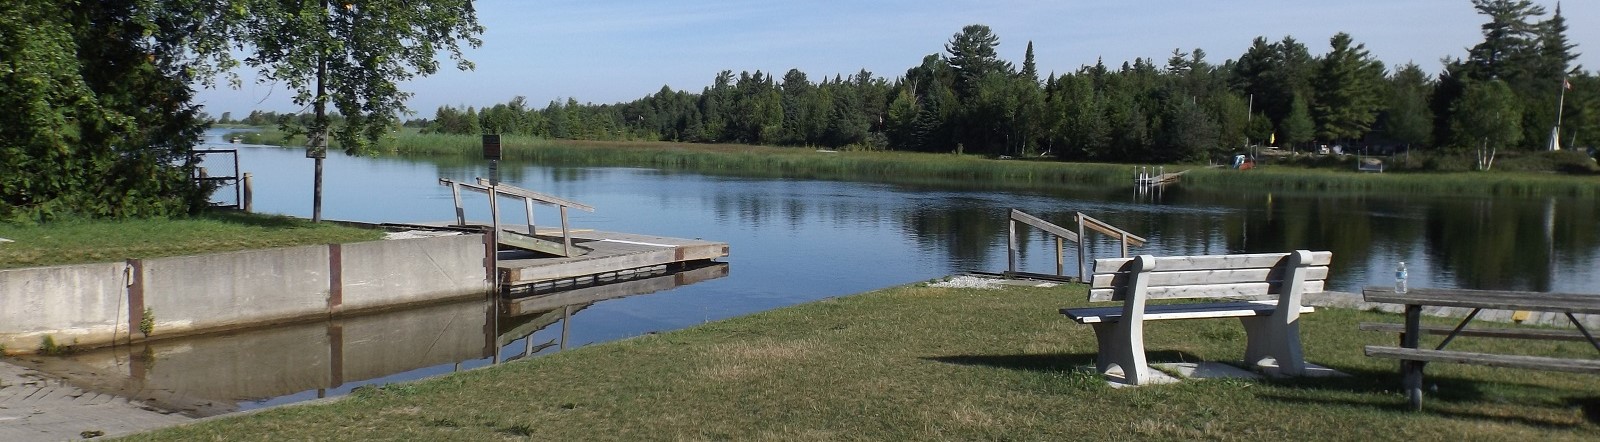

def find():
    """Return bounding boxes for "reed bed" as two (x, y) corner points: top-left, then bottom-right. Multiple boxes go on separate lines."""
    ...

(227, 129), (1600, 197)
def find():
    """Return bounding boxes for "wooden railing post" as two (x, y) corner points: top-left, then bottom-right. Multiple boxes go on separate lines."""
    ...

(560, 205), (572, 257)
(1007, 219), (1017, 275)
(523, 196), (536, 235)
(242, 172), (253, 213)
(1055, 236), (1064, 276)
(448, 180), (465, 226)
(1120, 232), (1129, 258)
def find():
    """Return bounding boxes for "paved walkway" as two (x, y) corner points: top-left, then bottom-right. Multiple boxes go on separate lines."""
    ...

(0, 361), (190, 441)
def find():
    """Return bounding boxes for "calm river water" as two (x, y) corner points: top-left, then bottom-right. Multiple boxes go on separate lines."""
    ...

(22, 129), (1599, 414)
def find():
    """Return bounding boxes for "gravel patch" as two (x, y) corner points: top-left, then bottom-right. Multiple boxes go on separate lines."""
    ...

(926, 275), (1004, 289)
(383, 230), (464, 240)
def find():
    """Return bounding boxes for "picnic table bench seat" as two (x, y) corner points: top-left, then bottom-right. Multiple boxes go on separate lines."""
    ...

(1360, 287), (1600, 409)
(1062, 250), (1332, 385)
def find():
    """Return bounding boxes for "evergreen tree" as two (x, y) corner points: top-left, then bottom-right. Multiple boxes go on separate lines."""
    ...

(1465, 0), (1545, 82)
(1230, 36), (1315, 137)
(1311, 33), (1387, 142)
(1020, 41), (1039, 81)
(945, 24), (1012, 98)
(1525, 3), (1579, 149)
(1014, 41), (1045, 156)
(1282, 94), (1316, 150)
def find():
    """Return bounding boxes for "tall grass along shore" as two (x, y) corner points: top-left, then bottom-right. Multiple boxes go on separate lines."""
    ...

(234, 128), (1600, 198)
(127, 283), (1598, 441)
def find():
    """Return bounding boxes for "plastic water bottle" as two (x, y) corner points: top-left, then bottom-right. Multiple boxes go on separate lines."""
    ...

(1395, 261), (1408, 294)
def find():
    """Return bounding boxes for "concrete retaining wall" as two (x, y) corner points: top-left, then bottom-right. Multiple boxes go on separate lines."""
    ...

(0, 234), (488, 355)
(340, 234), (490, 311)
(0, 262), (129, 352)
(143, 246), (332, 336)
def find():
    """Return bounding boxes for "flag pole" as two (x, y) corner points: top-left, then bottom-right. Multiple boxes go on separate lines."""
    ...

(1551, 77), (1568, 151)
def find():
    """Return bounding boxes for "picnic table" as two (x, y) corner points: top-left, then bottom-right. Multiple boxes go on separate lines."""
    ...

(1361, 287), (1600, 410)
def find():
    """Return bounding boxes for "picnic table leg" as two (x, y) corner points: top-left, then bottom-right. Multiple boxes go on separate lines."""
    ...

(1402, 304), (1424, 411)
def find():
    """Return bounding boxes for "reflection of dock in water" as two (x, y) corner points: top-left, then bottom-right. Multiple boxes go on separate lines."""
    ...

(497, 262), (729, 360)
(12, 262), (728, 417)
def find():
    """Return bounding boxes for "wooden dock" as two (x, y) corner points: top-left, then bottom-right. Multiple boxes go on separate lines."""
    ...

(496, 229), (728, 288)
(419, 179), (728, 297)
(1135, 168), (1186, 188)
(393, 222), (728, 294)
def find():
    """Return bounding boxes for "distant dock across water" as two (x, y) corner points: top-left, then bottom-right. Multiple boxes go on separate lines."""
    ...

(1134, 166), (1186, 192)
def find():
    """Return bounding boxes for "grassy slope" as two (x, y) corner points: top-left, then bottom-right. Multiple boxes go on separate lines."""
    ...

(126, 284), (1598, 441)
(0, 212), (383, 269)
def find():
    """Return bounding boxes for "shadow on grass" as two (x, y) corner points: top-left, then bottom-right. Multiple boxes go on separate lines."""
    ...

(1574, 396), (1600, 424)
(1260, 367), (1600, 426)
(923, 351), (1206, 373)
(199, 210), (310, 228)
(1260, 391), (1593, 429)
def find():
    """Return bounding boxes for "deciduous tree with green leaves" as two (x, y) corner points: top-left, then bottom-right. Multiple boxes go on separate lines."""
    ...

(1, 0), (211, 221)
(220, 0), (482, 220)
(1377, 63), (1435, 152)
(1451, 80), (1523, 169)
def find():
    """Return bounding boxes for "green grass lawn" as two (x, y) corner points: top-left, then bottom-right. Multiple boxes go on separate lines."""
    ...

(124, 283), (1599, 441)
(0, 211), (384, 269)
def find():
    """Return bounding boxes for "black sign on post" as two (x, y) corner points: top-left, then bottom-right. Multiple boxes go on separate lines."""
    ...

(483, 134), (502, 185)
(482, 134), (502, 160)
(306, 131), (328, 159)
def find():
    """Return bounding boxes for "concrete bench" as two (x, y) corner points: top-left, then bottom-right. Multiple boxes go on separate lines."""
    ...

(1062, 250), (1331, 385)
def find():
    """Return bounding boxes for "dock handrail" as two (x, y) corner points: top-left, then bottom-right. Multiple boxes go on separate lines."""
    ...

(473, 177), (596, 212)
(1007, 209), (1146, 281)
(440, 178), (594, 258)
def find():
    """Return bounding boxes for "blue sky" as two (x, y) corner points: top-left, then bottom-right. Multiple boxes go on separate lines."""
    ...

(194, 0), (1600, 119)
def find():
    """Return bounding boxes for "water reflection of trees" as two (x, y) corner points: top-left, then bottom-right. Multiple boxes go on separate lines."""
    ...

(1423, 197), (1600, 291)
(1184, 190), (1600, 291)
(417, 155), (1600, 292)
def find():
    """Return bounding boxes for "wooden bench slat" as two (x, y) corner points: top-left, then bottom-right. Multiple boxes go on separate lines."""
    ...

(1358, 322), (1593, 342)
(1092, 251), (1332, 273)
(1090, 280), (1326, 302)
(1091, 266), (1329, 289)
(1364, 346), (1600, 374)
(1062, 301), (1315, 324)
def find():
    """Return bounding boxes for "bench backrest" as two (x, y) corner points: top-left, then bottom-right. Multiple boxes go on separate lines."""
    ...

(1089, 250), (1332, 302)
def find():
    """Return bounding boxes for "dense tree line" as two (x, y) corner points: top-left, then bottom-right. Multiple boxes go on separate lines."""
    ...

(424, 1), (1594, 164)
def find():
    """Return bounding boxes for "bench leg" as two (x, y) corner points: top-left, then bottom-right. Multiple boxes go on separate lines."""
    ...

(1240, 317), (1305, 376)
(1090, 321), (1149, 385)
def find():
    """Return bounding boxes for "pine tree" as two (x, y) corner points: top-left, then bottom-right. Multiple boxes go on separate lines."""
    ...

(1312, 33), (1387, 142)
(945, 24), (1013, 98)
(1282, 94), (1316, 150)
